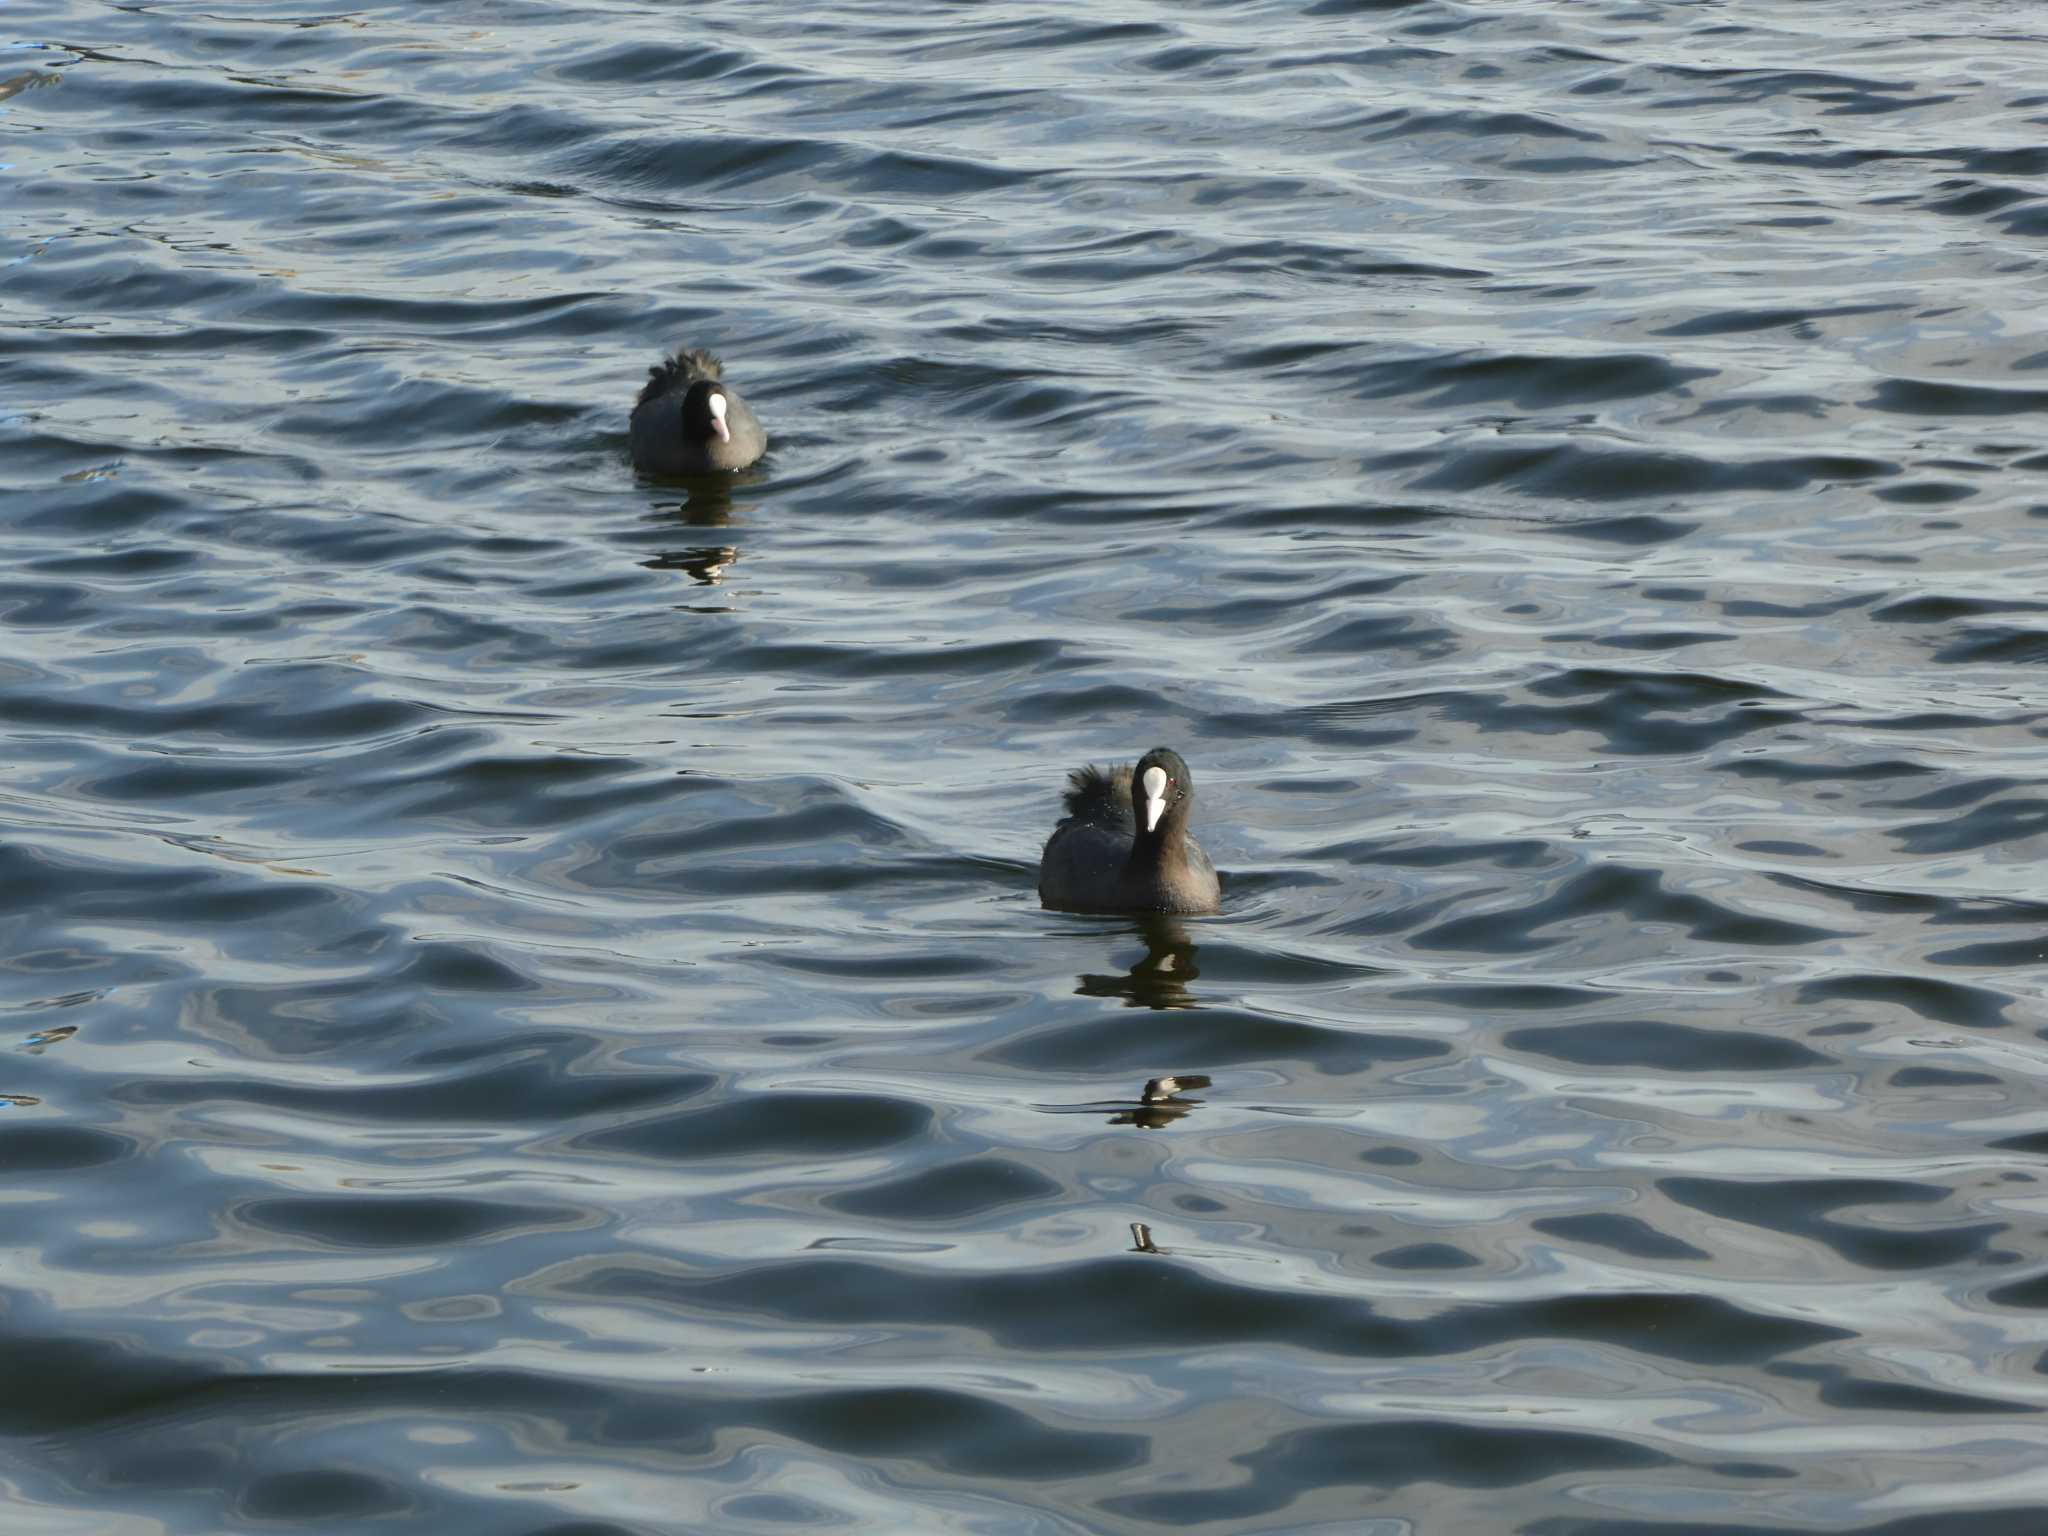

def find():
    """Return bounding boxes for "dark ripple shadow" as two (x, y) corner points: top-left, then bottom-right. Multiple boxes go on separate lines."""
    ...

(1447, 667), (1807, 756)
(1356, 349), (1713, 410)
(1394, 440), (1898, 503)
(235, 1471), (413, 1525)
(584, 1255), (1849, 1365)
(0, 1121), (138, 1173)
(1869, 378), (2048, 417)
(1533, 1213), (1710, 1263)
(1660, 1177), (2012, 1272)
(553, 40), (787, 88)
(824, 1157), (1064, 1223)
(237, 1194), (596, 1250)
(0, 841), (343, 932)
(1533, 1512), (2048, 1536)
(1412, 862), (1849, 954)
(17, 1339), (1141, 1503)
(1507, 1020), (1833, 1072)
(114, 1034), (698, 1125)
(744, 1387), (1146, 1481)
(571, 1092), (930, 1165)
(1796, 972), (2013, 1030)
(1106, 1419), (1672, 1523)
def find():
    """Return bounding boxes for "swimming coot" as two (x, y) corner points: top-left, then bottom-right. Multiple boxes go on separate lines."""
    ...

(629, 347), (766, 475)
(1038, 746), (1220, 914)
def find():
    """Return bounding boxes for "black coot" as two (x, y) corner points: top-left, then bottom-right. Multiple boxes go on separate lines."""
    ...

(1038, 746), (1220, 914)
(629, 348), (766, 475)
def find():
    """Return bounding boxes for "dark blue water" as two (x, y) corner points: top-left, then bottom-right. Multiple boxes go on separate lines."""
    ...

(7, 0), (2048, 1530)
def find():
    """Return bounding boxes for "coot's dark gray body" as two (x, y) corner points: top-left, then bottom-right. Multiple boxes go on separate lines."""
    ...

(1038, 747), (1220, 915)
(629, 348), (766, 475)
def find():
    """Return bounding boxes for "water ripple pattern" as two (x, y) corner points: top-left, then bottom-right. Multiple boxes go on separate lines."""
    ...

(6, 0), (2048, 1531)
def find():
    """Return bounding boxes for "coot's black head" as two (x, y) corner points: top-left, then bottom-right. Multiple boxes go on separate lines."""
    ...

(1132, 747), (1195, 840)
(681, 379), (734, 445)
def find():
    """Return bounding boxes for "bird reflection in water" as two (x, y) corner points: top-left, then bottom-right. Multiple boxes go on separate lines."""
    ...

(1109, 1073), (1212, 1130)
(1074, 916), (1201, 1009)
(1123, 1066), (1218, 1258)
(0, 70), (60, 103)
(642, 482), (742, 584)
(669, 476), (739, 527)
(1, 1025), (67, 1107)
(643, 544), (740, 585)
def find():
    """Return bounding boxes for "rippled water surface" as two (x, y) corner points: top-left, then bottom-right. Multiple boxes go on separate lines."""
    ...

(8, 0), (2048, 1530)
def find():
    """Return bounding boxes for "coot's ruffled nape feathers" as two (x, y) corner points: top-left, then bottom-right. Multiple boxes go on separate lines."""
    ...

(636, 348), (723, 408)
(1060, 762), (1131, 821)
